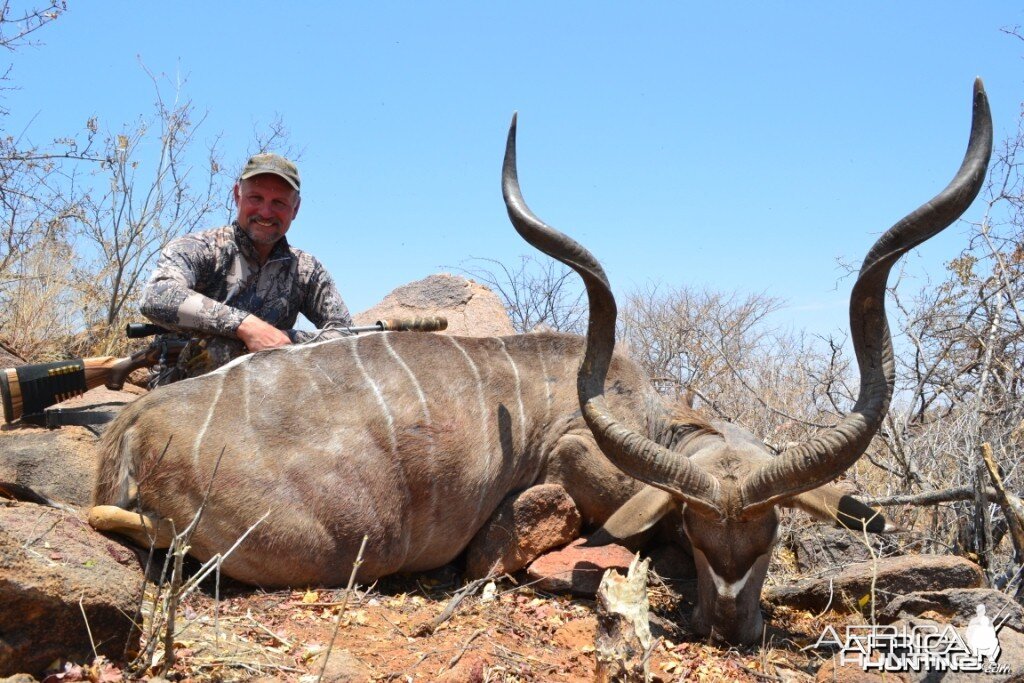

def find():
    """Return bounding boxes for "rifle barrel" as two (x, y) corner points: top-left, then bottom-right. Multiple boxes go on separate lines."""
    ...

(126, 323), (168, 338)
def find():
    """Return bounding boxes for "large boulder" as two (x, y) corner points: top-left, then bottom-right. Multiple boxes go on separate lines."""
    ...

(765, 555), (985, 614)
(465, 484), (581, 578)
(0, 386), (144, 508)
(878, 587), (1024, 632)
(355, 274), (515, 337)
(810, 588), (1024, 681)
(0, 427), (99, 508)
(783, 526), (882, 575)
(0, 502), (143, 676)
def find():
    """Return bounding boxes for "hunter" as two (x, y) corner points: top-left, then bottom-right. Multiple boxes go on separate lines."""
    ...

(140, 153), (353, 383)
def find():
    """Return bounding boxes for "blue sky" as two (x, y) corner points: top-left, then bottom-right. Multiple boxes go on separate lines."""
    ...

(6, 2), (1023, 336)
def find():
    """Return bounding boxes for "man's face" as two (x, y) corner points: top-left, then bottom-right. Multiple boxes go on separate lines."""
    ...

(234, 174), (301, 248)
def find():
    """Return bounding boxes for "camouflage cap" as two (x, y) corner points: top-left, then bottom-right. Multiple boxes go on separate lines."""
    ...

(239, 153), (300, 191)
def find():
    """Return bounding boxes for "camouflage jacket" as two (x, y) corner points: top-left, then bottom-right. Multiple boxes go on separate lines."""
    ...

(141, 222), (353, 345)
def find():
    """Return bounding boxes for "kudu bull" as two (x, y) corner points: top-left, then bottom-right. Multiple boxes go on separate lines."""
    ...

(91, 80), (991, 645)
(502, 79), (991, 643)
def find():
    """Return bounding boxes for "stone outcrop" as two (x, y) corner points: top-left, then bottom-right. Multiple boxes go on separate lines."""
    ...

(465, 484), (581, 579)
(765, 555), (985, 614)
(355, 273), (515, 337)
(0, 426), (100, 508)
(526, 539), (636, 595)
(878, 587), (1023, 632)
(0, 503), (143, 677)
(783, 526), (882, 575)
(811, 586), (1024, 681)
(0, 387), (144, 508)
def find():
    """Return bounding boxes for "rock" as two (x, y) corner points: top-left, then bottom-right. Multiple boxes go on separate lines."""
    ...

(0, 425), (101, 507)
(765, 555), (984, 614)
(526, 538), (636, 595)
(0, 382), (142, 505)
(984, 624), (1024, 682)
(891, 618), (1024, 683)
(0, 675), (37, 683)
(465, 484), (582, 578)
(878, 587), (1024, 632)
(42, 385), (145, 430)
(312, 647), (375, 682)
(784, 526), (879, 575)
(0, 503), (142, 677)
(812, 615), (1024, 682)
(355, 273), (515, 337)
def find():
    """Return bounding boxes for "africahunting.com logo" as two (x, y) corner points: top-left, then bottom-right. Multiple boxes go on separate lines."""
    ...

(805, 604), (1011, 674)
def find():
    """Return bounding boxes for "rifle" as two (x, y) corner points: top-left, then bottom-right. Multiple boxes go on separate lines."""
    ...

(0, 316), (447, 425)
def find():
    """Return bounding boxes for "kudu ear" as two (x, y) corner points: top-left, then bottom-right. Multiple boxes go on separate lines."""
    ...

(584, 485), (676, 550)
(785, 484), (899, 534)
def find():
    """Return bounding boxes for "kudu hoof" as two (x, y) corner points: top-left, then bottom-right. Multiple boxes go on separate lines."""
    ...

(88, 504), (175, 549)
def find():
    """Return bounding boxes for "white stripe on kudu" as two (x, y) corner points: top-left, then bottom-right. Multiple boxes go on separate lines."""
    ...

(192, 372), (225, 466)
(352, 335), (412, 561)
(350, 337), (397, 455)
(446, 336), (493, 521)
(382, 333), (432, 424)
(382, 333), (439, 561)
(497, 339), (527, 448)
(446, 336), (490, 467)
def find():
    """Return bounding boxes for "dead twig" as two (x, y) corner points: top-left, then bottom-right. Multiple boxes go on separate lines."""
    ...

(981, 443), (1024, 563)
(245, 609), (293, 649)
(442, 627), (486, 672)
(317, 534), (369, 683)
(79, 594), (98, 661)
(377, 611), (410, 638)
(492, 643), (560, 673)
(23, 510), (61, 549)
(866, 486), (1000, 507)
(738, 664), (783, 682)
(412, 575), (492, 637)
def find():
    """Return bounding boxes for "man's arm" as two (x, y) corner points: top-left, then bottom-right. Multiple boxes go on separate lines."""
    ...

(141, 234), (260, 340)
(237, 315), (291, 350)
(291, 254), (353, 343)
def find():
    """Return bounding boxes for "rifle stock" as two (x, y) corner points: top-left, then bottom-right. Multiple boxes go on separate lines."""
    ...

(0, 343), (185, 424)
(2, 356), (123, 424)
(1, 316), (448, 424)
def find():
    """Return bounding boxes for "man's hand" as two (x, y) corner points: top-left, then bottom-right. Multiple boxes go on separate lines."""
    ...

(236, 315), (292, 352)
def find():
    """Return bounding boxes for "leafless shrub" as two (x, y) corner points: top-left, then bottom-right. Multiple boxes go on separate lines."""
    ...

(455, 254), (586, 334)
(0, 1), (64, 53)
(71, 68), (226, 355)
(0, 14), (301, 361)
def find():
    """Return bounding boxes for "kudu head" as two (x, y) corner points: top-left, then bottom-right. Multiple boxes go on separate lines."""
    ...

(502, 80), (992, 644)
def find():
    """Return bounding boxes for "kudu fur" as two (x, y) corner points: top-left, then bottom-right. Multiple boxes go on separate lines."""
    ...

(92, 80), (990, 645)
(502, 79), (992, 643)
